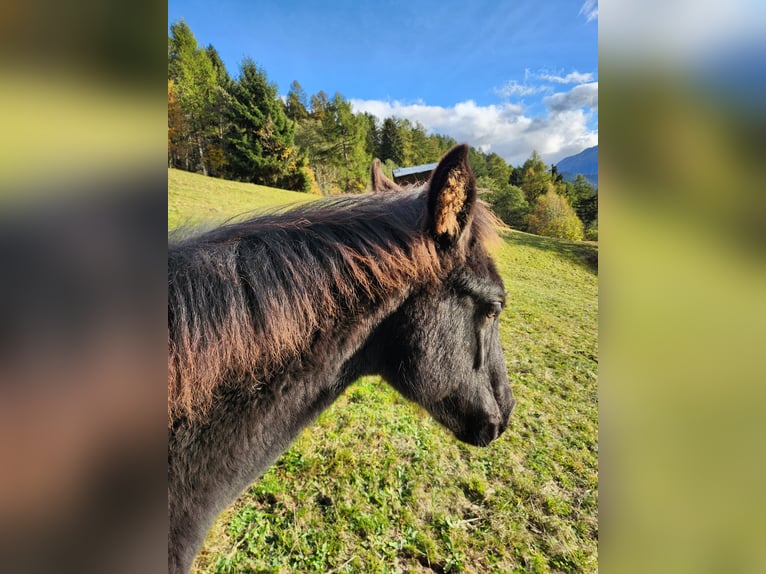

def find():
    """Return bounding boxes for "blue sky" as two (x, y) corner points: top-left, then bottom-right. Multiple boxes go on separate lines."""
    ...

(168, 0), (598, 165)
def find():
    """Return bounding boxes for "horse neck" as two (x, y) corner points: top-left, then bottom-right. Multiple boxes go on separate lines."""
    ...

(168, 267), (410, 574)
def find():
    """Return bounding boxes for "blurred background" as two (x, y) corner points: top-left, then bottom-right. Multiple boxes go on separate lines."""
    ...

(600, 0), (766, 573)
(0, 0), (764, 572)
(0, 0), (167, 572)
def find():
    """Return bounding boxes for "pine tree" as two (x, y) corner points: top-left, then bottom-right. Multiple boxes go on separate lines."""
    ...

(361, 113), (380, 158)
(468, 148), (489, 179)
(408, 122), (438, 164)
(321, 94), (369, 192)
(285, 81), (309, 121)
(295, 93), (369, 193)
(379, 118), (404, 164)
(204, 44), (233, 177)
(560, 173), (597, 226)
(431, 134), (458, 157)
(226, 59), (307, 190)
(205, 44), (232, 89)
(575, 174), (597, 222)
(486, 152), (511, 192)
(551, 164), (563, 184)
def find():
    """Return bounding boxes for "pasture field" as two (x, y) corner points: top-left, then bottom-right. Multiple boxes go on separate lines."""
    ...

(168, 168), (316, 229)
(169, 170), (598, 573)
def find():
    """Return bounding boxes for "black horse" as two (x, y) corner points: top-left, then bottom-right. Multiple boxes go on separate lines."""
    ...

(167, 144), (515, 573)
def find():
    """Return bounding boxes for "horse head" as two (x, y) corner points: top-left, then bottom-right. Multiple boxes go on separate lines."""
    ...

(366, 145), (515, 446)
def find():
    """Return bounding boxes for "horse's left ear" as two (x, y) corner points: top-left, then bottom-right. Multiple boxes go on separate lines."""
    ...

(371, 159), (403, 192)
(427, 144), (476, 248)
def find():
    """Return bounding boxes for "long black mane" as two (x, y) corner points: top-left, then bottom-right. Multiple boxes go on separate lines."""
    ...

(168, 189), (498, 423)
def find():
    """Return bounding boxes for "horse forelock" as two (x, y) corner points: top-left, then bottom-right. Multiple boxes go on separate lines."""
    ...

(167, 190), (498, 424)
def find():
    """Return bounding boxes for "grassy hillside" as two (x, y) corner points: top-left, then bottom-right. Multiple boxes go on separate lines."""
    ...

(168, 168), (317, 229)
(169, 170), (598, 573)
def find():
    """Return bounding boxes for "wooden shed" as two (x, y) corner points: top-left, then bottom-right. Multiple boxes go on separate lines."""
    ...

(392, 162), (438, 187)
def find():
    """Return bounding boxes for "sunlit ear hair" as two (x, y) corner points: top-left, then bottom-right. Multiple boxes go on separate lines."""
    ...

(426, 144), (477, 248)
(370, 158), (403, 192)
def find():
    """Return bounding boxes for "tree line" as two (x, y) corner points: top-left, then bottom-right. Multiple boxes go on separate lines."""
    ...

(168, 20), (597, 240)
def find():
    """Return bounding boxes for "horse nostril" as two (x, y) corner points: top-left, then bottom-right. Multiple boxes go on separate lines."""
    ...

(487, 414), (502, 443)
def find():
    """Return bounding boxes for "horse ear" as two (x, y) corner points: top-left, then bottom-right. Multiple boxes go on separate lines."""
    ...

(371, 159), (403, 192)
(426, 144), (476, 247)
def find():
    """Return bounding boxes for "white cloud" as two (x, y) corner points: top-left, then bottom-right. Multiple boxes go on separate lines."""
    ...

(544, 82), (598, 113)
(580, 0), (598, 22)
(494, 80), (548, 98)
(537, 71), (594, 84)
(349, 95), (597, 166)
(493, 71), (595, 105)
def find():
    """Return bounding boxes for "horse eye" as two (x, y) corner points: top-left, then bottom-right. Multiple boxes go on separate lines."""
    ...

(485, 301), (502, 319)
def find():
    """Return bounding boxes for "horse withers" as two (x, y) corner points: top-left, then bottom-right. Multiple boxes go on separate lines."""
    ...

(167, 144), (515, 573)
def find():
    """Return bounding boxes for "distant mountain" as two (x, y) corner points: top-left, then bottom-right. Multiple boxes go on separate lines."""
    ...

(556, 146), (598, 188)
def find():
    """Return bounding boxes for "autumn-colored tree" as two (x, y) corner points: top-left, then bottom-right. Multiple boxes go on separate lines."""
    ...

(295, 93), (369, 193)
(301, 165), (323, 195)
(526, 190), (585, 240)
(309, 90), (330, 121)
(517, 150), (554, 205)
(321, 94), (369, 192)
(168, 20), (218, 175)
(285, 80), (309, 122)
(168, 79), (190, 168)
(396, 118), (415, 165)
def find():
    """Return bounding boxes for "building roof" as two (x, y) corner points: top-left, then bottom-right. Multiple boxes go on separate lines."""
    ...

(392, 162), (438, 178)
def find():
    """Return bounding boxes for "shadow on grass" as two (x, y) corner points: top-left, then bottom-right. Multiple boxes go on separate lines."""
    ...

(502, 229), (598, 274)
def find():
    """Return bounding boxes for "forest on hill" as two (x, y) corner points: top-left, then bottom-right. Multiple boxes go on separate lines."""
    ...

(168, 20), (597, 241)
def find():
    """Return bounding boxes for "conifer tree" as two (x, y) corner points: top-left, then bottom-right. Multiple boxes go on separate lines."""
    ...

(285, 81), (309, 122)
(379, 118), (404, 165)
(226, 59), (307, 190)
(361, 113), (381, 159)
(203, 43), (234, 177)
(486, 152), (511, 191)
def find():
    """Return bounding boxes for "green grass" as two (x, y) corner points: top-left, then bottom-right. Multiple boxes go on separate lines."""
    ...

(168, 168), (317, 230)
(169, 169), (598, 573)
